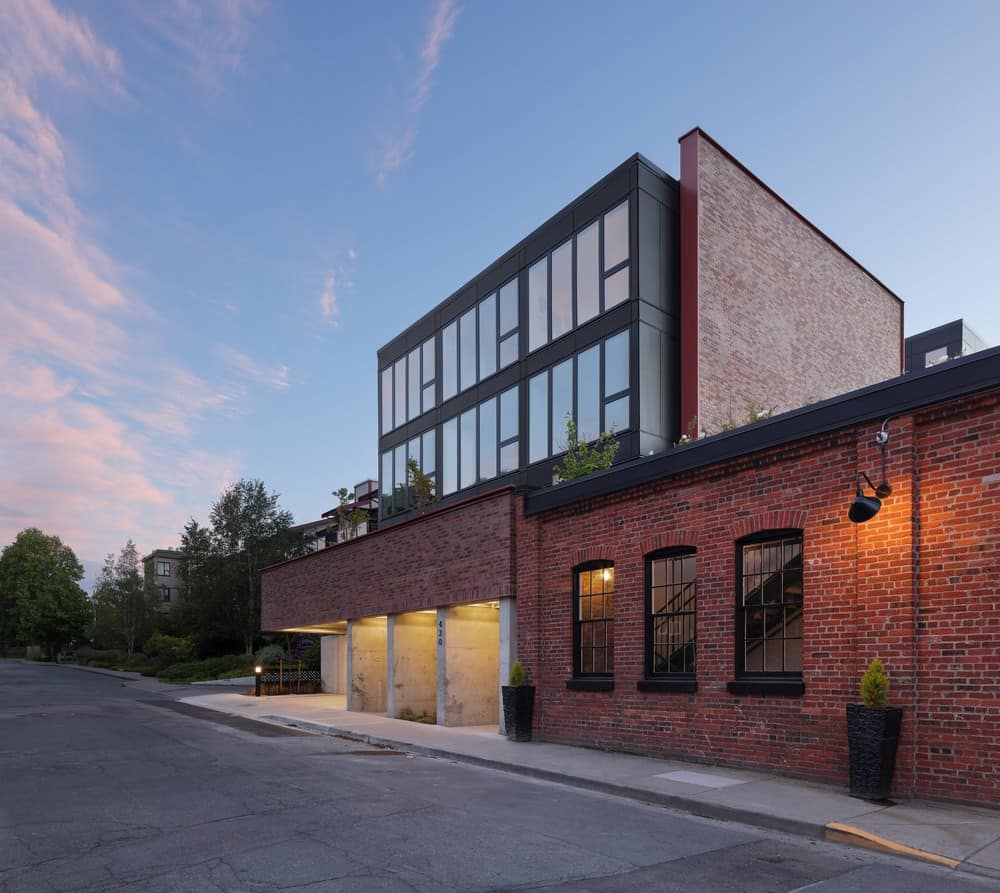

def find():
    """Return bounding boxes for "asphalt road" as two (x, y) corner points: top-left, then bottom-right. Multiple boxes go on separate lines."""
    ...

(1, 660), (995, 892)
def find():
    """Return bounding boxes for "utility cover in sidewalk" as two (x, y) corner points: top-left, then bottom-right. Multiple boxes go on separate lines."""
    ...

(655, 769), (748, 788)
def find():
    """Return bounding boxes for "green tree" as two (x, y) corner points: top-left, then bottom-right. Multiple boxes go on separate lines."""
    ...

(553, 418), (619, 483)
(0, 528), (90, 658)
(179, 480), (304, 656)
(331, 487), (370, 541)
(406, 459), (436, 514)
(91, 540), (157, 655)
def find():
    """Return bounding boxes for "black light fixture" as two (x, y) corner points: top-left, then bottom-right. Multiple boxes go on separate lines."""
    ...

(848, 420), (892, 523)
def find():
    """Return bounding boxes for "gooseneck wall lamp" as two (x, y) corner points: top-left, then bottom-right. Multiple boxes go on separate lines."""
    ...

(848, 419), (893, 523)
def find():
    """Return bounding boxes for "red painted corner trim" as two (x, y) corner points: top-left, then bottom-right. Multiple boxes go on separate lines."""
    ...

(679, 131), (700, 438)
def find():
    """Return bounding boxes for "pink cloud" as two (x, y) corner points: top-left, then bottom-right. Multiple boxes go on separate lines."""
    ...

(0, 2), (257, 568)
(218, 345), (290, 389)
(375, 0), (462, 185)
(124, 0), (267, 94)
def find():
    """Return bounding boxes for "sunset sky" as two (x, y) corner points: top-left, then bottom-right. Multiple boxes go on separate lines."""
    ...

(3, 0), (999, 588)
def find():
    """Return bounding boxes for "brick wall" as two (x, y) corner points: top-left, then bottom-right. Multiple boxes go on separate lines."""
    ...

(261, 489), (516, 630)
(682, 130), (903, 434)
(516, 390), (1000, 804)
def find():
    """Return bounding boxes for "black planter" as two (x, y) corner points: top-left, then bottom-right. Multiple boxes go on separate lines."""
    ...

(846, 704), (903, 800)
(501, 685), (535, 742)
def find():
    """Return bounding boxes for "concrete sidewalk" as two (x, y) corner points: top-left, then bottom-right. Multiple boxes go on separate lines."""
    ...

(181, 691), (1000, 882)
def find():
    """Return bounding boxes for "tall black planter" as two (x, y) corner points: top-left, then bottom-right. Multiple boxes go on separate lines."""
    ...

(846, 704), (903, 800)
(501, 685), (535, 742)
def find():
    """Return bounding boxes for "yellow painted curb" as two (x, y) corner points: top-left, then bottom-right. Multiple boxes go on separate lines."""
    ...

(825, 822), (960, 869)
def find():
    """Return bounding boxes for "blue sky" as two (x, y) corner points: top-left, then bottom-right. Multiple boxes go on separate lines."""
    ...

(2, 0), (999, 587)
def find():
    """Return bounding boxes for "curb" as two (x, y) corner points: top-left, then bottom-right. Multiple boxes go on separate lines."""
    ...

(824, 822), (958, 869)
(261, 714), (823, 840)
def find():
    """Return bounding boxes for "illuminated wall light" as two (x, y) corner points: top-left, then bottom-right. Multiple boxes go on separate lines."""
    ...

(848, 419), (893, 524)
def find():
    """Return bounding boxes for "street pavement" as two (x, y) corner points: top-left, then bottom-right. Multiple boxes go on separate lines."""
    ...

(1, 660), (997, 892)
(180, 687), (1000, 881)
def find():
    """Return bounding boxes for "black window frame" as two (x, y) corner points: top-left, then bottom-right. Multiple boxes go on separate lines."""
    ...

(570, 560), (615, 690)
(159, 586), (171, 603)
(156, 561), (170, 577)
(728, 530), (805, 697)
(639, 547), (697, 693)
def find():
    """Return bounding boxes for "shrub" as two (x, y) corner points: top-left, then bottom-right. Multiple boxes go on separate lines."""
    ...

(508, 660), (526, 687)
(297, 641), (320, 671)
(144, 634), (197, 666)
(254, 643), (286, 665)
(553, 418), (619, 483)
(860, 658), (889, 708)
(158, 654), (254, 684)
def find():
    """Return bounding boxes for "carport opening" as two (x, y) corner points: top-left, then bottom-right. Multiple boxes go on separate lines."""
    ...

(439, 602), (500, 727)
(390, 611), (438, 723)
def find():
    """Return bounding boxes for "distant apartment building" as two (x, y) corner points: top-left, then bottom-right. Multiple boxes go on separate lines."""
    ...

(904, 318), (988, 373)
(142, 549), (184, 610)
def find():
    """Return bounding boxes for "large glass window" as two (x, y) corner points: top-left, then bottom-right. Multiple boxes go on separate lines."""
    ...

(528, 258), (548, 352)
(528, 372), (548, 464)
(499, 385), (519, 474)
(459, 308), (477, 392)
(576, 221), (599, 326)
(380, 366), (393, 435)
(648, 550), (696, 676)
(479, 397), (497, 481)
(421, 338), (435, 414)
(529, 329), (631, 462)
(737, 533), (803, 676)
(393, 358), (406, 429)
(442, 417), (458, 496)
(527, 199), (631, 354)
(575, 562), (614, 676)
(440, 386), (519, 498)
(577, 345), (599, 443)
(479, 293), (496, 381)
(407, 350), (420, 420)
(380, 429), (438, 518)
(551, 240), (573, 340)
(499, 279), (519, 367)
(551, 358), (573, 453)
(442, 279), (520, 402)
(442, 322), (458, 401)
(382, 339), (437, 435)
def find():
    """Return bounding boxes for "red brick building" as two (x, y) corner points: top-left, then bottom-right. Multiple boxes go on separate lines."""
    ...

(262, 129), (998, 803)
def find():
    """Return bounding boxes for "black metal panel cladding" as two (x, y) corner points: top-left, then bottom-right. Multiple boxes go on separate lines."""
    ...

(524, 346), (1000, 516)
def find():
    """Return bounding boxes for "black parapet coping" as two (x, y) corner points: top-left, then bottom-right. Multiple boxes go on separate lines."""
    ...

(524, 345), (1000, 516)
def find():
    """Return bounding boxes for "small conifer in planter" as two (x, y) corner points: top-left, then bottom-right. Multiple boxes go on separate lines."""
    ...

(846, 658), (903, 800)
(501, 660), (536, 742)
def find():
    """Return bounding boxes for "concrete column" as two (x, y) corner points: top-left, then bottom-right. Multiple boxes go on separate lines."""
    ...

(320, 634), (347, 694)
(437, 604), (500, 727)
(498, 597), (517, 732)
(388, 612), (437, 720)
(347, 617), (387, 713)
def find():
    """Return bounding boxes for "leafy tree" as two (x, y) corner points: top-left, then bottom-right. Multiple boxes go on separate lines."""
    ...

(331, 487), (370, 541)
(0, 528), (90, 658)
(406, 459), (436, 514)
(179, 480), (304, 656)
(91, 540), (157, 655)
(553, 418), (619, 483)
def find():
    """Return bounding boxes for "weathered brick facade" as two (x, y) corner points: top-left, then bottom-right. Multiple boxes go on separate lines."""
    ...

(261, 489), (516, 630)
(680, 129), (904, 435)
(514, 388), (1000, 805)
